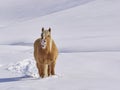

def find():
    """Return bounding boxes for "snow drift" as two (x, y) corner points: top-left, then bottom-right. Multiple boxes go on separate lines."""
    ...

(7, 58), (39, 78)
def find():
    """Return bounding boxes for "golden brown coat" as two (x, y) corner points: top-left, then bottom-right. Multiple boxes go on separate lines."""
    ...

(34, 28), (58, 78)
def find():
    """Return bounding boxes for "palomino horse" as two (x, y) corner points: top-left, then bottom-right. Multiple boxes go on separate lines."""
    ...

(34, 27), (58, 78)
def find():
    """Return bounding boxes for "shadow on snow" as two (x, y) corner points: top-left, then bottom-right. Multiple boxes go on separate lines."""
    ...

(0, 75), (32, 83)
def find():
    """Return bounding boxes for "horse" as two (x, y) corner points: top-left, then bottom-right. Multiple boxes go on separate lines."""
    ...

(34, 27), (58, 78)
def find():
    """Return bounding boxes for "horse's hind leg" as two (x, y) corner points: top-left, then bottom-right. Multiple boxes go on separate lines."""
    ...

(48, 64), (51, 76)
(51, 62), (56, 75)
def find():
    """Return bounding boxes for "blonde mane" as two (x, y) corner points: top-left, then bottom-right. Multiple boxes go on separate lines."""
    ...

(49, 38), (52, 53)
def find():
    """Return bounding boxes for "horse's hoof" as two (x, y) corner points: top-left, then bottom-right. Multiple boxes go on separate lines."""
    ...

(40, 74), (45, 78)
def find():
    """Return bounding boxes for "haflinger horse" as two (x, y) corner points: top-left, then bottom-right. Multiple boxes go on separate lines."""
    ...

(34, 27), (58, 78)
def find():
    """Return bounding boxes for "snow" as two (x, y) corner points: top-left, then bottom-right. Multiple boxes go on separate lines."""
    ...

(7, 58), (39, 78)
(0, 0), (92, 27)
(1, 52), (120, 90)
(0, 0), (120, 90)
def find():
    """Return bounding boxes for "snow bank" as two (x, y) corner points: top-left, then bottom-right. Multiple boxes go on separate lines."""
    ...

(7, 58), (39, 78)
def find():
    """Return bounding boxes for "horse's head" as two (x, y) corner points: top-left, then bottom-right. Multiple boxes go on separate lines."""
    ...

(40, 27), (51, 49)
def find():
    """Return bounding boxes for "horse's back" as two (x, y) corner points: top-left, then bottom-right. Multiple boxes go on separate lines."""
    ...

(51, 40), (58, 60)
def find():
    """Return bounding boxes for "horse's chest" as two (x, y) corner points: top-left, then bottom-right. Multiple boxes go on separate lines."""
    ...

(38, 52), (52, 64)
(42, 53), (51, 59)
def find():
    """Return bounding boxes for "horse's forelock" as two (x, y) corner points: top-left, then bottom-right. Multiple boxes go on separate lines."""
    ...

(41, 32), (46, 39)
(41, 33), (43, 39)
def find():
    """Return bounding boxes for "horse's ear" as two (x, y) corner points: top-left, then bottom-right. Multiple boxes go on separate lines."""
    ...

(48, 28), (51, 32)
(42, 27), (44, 32)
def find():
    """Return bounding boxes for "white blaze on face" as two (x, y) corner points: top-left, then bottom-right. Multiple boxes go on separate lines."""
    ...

(41, 39), (47, 49)
(40, 28), (51, 49)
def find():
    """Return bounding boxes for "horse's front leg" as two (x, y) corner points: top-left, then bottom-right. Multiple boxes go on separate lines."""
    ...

(48, 64), (51, 76)
(39, 64), (45, 78)
(36, 63), (41, 77)
(40, 64), (49, 78)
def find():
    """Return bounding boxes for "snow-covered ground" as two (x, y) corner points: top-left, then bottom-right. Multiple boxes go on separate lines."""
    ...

(0, 0), (92, 27)
(0, 0), (120, 90)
